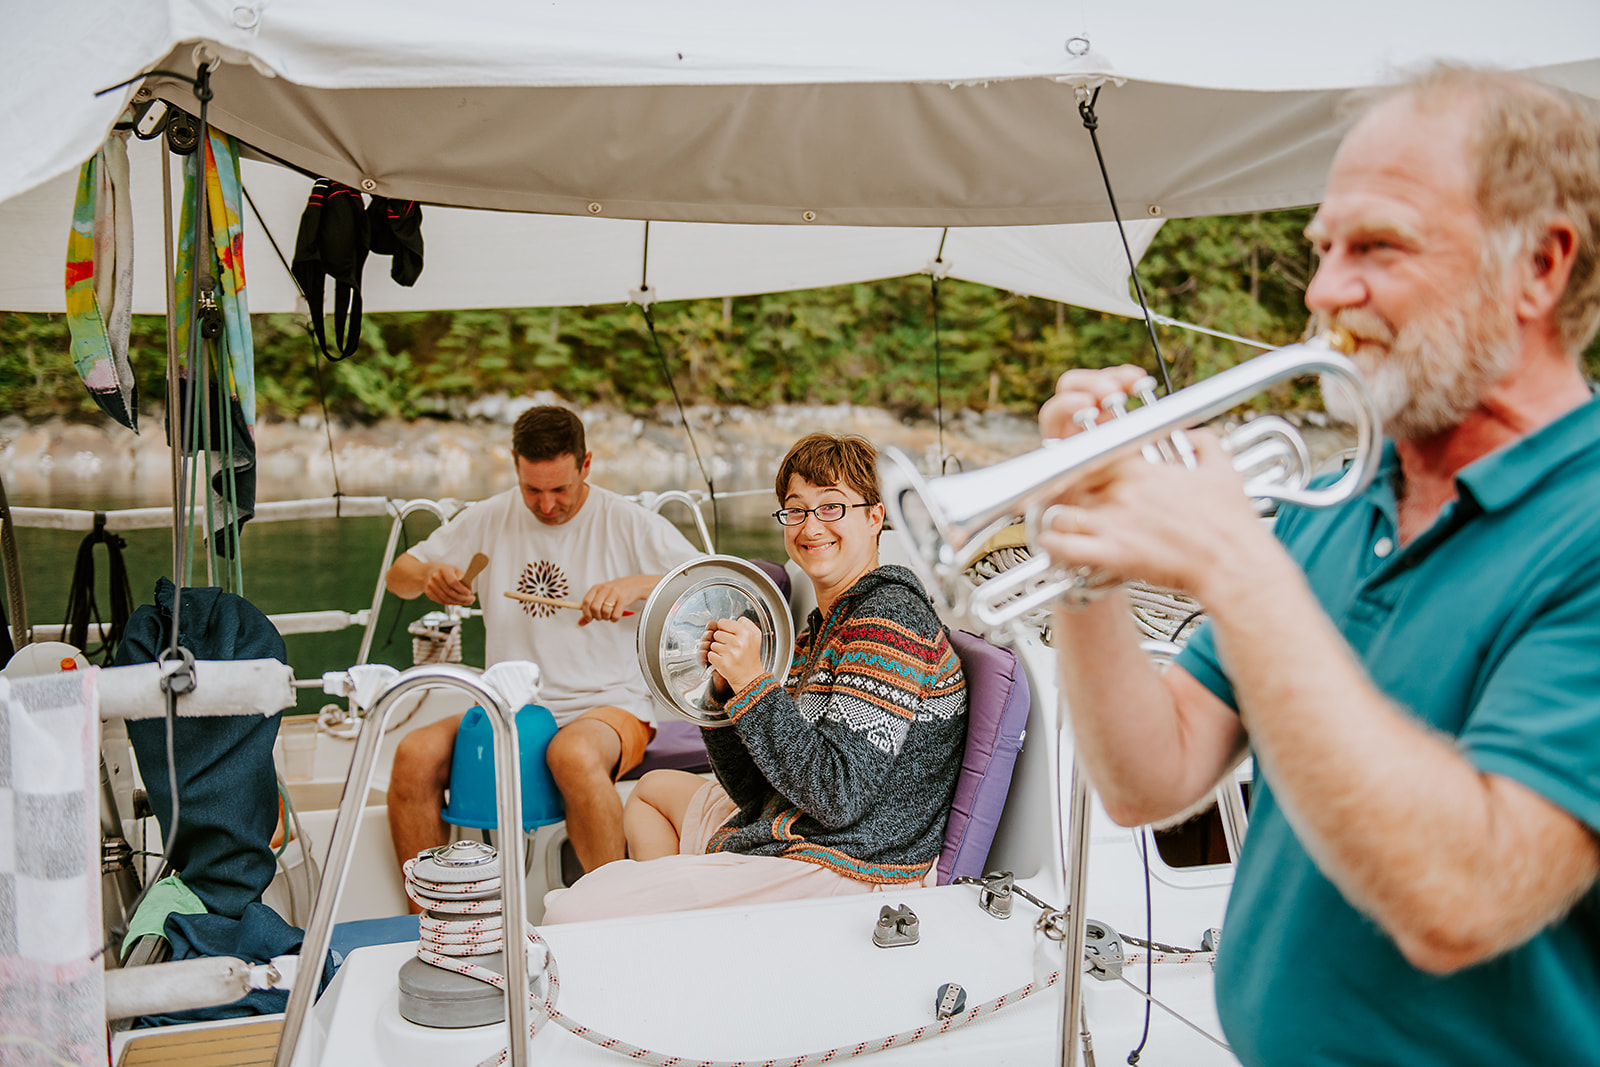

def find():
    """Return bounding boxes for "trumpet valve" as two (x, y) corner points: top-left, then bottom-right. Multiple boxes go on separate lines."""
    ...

(1072, 406), (1100, 433)
(1168, 428), (1199, 469)
(1131, 376), (1160, 408)
(1102, 390), (1130, 418)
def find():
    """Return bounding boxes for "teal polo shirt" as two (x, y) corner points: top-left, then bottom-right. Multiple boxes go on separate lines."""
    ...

(1178, 396), (1600, 1066)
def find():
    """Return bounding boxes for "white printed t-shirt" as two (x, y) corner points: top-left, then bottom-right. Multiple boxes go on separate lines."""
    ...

(407, 485), (700, 726)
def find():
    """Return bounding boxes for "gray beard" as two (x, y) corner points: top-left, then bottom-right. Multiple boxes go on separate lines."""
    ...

(1316, 279), (1519, 442)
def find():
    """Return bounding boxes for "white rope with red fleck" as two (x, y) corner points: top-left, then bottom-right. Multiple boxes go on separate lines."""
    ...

(403, 859), (1066, 1067)
(1121, 948), (1217, 966)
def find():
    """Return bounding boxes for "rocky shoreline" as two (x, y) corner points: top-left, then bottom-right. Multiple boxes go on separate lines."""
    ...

(0, 393), (1355, 508)
(0, 398), (1045, 505)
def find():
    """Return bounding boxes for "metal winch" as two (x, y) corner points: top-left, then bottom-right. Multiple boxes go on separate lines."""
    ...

(397, 840), (509, 1028)
(408, 609), (464, 666)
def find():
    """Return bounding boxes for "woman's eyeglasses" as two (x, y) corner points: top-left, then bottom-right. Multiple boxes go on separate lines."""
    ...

(772, 502), (873, 526)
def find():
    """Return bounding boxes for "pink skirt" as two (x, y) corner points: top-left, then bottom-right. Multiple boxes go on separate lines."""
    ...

(541, 781), (931, 924)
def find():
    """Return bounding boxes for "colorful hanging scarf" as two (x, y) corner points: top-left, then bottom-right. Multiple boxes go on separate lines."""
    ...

(172, 130), (257, 558)
(65, 130), (137, 430)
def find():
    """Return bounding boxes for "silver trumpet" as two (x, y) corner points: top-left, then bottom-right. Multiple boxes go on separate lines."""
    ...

(879, 335), (1383, 629)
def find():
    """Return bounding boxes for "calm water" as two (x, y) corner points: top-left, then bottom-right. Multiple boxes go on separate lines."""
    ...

(13, 481), (788, 713)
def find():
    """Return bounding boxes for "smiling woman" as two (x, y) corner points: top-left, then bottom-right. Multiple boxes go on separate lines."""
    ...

(773, 433), (885, 617)
(541, 432), (970, 923)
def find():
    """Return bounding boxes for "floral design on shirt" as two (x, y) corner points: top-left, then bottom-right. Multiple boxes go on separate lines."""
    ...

(517, 560), (569, 618)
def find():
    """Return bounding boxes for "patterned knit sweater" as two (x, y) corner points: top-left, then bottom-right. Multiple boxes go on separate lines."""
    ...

(702, 565), (968, 883)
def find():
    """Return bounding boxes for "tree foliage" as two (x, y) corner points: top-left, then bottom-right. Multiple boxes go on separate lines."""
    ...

(6, 208), (1598, 420)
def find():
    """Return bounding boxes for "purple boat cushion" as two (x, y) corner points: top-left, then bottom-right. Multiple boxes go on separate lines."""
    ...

(938, 629), (1031, 885)
(748, 557), (792, 604)
(622, 719), (711, 780)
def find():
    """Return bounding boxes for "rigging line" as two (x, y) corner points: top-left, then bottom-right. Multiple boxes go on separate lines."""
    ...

(1076, 86), (1174, 396)
(217, 330), (245, 593)
(1149, 314), (1274, 352)
(932, 274), (944, 471)
(929, 226), (949, 473)
(1126, 826), (1154, 1063)
(0, 469), (29, 650)
(240, 181), (347, 507)
(640, 219), (650, 289)
(1114, 973), (1232, 1052)
(170, 63), (216, 656)
(160, 132), (184, 613)
(641, 305), (720, 549)
(91, 680), (184, 963)
(94, 69), (203, 98)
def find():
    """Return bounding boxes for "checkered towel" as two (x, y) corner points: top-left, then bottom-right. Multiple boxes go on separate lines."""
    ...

(0, 669), (105, 1066)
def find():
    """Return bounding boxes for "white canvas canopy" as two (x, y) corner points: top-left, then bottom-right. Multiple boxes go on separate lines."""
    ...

(3, 2), (1598, 315)
(0, 136), (1160, 315)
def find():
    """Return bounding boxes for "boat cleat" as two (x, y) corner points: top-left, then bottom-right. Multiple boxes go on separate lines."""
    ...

(872, 904), (920, 948)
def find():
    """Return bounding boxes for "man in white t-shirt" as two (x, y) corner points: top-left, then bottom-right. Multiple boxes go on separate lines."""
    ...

(385, 406), (700, 886)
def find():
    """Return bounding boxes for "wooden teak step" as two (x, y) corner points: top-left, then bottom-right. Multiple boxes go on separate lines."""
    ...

(117, 1018), (282, 1066)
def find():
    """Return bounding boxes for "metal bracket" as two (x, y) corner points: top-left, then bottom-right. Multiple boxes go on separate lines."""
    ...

(157, 646), (196, 696)
(935, 982), (967, 1019)
(975, 871), (1015, 919)
(872, 904), (920, 948)
(1083, 919), (1124, 981)
(102, 836), (134, 875)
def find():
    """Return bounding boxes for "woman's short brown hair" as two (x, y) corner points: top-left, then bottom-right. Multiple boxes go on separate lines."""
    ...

(775, 433), (879, 505)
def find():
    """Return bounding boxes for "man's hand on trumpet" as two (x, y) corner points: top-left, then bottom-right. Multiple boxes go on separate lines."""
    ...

(1034, 365), (1276, 602)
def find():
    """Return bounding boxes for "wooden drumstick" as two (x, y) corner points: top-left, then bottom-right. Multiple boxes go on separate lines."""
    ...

(503, 590), (634, 616)
(463, 552), (489, 587)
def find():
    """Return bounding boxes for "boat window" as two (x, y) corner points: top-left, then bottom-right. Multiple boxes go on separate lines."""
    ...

(1151, 781), (1250, 869)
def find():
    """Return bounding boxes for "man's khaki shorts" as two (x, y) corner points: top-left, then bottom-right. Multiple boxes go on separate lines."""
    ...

(574, 706), (656, 780)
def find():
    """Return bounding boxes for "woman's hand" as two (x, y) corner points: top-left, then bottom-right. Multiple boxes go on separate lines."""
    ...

(704, 617), (765, 694)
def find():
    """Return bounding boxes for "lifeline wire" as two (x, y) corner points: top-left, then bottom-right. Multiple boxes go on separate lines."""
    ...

(1076, 87), (1174, 397)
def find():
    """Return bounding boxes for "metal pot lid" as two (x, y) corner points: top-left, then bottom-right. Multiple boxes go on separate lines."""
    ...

(412, 840), (502, 886)
(637, 555), (794, 728)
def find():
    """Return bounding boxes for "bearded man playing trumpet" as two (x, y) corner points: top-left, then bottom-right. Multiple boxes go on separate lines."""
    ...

(1037, 68), (1600, 1064)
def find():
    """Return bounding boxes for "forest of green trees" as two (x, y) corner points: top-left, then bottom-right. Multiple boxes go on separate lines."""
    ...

(5, 209), (1597, 421)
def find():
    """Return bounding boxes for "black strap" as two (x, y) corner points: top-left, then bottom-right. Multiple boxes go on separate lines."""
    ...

(65, 513), (134, 666)
(292, 178), (367, 362)
(298, 262), (363, 363)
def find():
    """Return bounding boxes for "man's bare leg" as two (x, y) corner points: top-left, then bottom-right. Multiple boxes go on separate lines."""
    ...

(545, 715), (627, 871)
(389, 711), (466, 912)
(623, 769), (706, 861)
